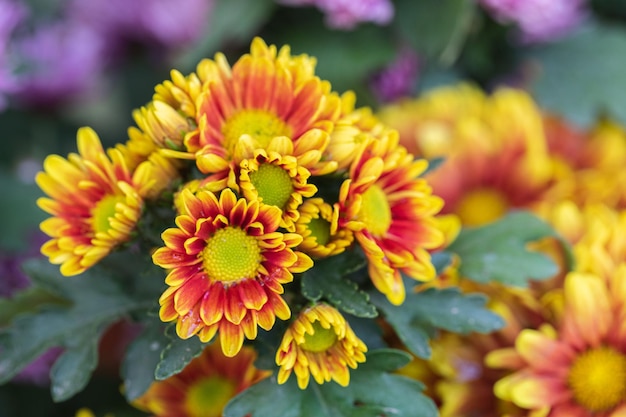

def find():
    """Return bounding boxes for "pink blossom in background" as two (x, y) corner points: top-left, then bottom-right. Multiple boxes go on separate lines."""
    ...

(280, 0), (394, 30)
(370, 47), (420, 103)
(478, 0), (588, 43)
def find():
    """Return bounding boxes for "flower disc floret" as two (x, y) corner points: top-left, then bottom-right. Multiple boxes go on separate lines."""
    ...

(36, 127), (149, 276)
(153, 188), (313, 357)
(275, 303), (367, 389)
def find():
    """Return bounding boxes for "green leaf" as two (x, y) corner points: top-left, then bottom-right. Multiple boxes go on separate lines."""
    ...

(431, 251), (454, 275)
(177, 0), (276, 71)
(0, 258), (155, 397)
(50, 328), (100, 402)
(301, 250), (376, 318)
(448, 211), (564, 286)
(224, 349), (436, 417)
(527, 20), (626, 127)
(394, 0), (476, 65)
(264, 10), (395, 96)
(0, 173), (46, 251)
(0, 286), (66, 327)
(121, 321), (170, 401)
(155, 330), (210, 380)
(371, 285), (504, 359)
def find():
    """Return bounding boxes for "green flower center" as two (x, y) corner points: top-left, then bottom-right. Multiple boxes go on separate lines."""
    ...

(185, 375), (237, 417)
(202, 227), (262, 283)
(307, 217), (331, 246)
(358, 185), (392, 237)
(92, 195), (123, 235)
(568, 346), (626, 412)
(455, 187), (508, 227)
(222, 109), (292, 156)
(300, 321), (338, 353)
(249, 164), (294, 209)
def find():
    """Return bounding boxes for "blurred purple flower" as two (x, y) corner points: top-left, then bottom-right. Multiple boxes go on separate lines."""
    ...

(0, 231), (46, 298)
(370, 47), (419, 103)
(280, 0), (394, 30)
(478, 0), (588, 43)
(12, 21), (108, 108)
(12, 347), (64, 386)
(68, 0), (214, 48)
(0, 0), (27, 109)
(2, 0), (213, 111)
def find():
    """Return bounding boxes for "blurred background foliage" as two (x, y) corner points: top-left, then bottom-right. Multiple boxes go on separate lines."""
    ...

(1, 0), (626, 415)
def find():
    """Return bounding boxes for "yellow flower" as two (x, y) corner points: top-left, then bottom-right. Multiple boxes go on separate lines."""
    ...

(36, 127), (152, 276)
(378, 83), (557, 227)
(238, 145), (317, 232)
(276, 303), (367, 389)
(294, 198), (353, 258)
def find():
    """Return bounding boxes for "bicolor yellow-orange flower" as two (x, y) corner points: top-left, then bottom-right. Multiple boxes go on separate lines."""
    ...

(335, 128), (445, 305)
(237, 140), (318, 231)
(276, 303), (367, 389)
(36, 127), (152, 276)
(133, 342), (269, 417)
(155, 37), (345, 182)
(294, 198), (353, 258)
(489, 271), (626, 416)
(378, 84), (557, 226)
(153, 188), (313, 357)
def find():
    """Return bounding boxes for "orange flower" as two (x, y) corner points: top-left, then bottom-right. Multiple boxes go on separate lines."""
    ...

(153, 188), (313, 357)
(133, 342), (269, 417)
(276, 303), (367, 389)
(36, 127), (151, 276)
(378, 84), (557, 226)
(334, 129), (445, 305)
(157, 37), (344, 183)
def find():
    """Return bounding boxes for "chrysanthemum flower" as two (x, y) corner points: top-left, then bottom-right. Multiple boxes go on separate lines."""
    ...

(158, 37), (343, 176)
(489, 271), (626, 416)
(294, 198), (353, 258)
(36, 127), (152, 276)
(276, 303), (367, 389)
(153, 188), (313, 357)
(335, 128), (445, 305)
(133, 342), (269, 417)
(238, 146), (317, 231)
(378, 84), (557, 226)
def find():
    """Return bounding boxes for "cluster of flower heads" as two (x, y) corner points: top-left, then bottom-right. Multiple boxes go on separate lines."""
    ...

(377, 82), (626, 416)
(36, 38), (448, 402)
